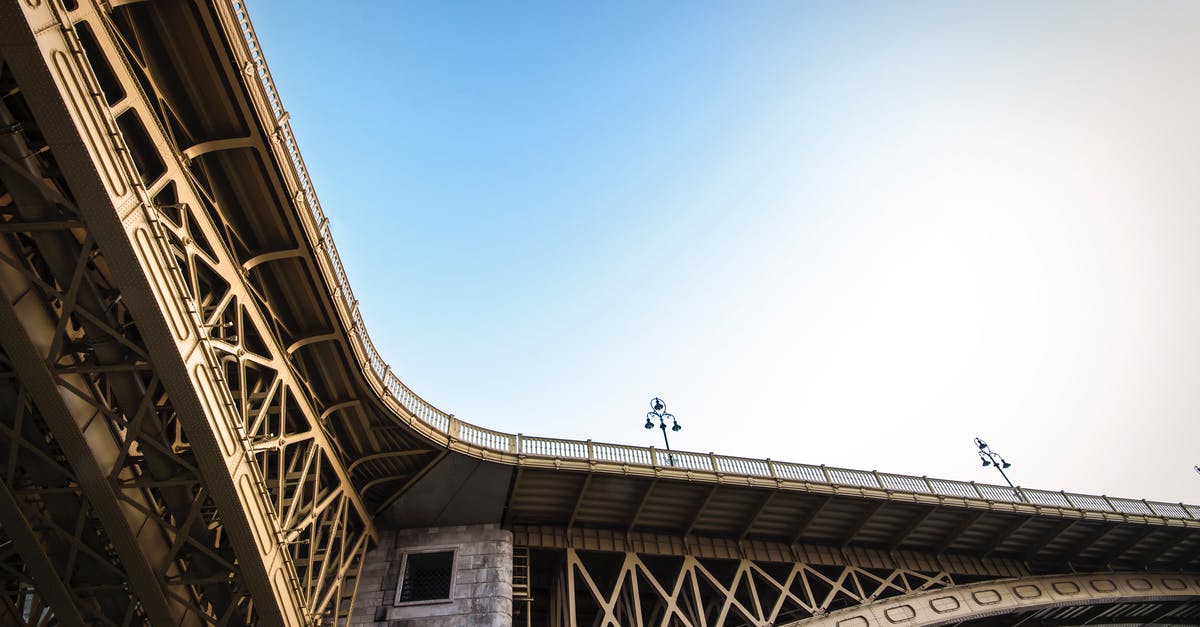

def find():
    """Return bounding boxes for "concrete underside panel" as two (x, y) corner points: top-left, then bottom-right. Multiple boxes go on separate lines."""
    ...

(383, 454), (514, 528)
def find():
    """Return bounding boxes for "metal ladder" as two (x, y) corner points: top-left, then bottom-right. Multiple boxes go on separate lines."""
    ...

(513, 546), (532, 626)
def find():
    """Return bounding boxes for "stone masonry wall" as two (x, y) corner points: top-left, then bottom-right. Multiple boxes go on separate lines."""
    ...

(351, 524), (513, 627)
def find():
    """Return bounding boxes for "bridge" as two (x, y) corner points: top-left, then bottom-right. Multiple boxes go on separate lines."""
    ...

(0, 0), (1198, 625)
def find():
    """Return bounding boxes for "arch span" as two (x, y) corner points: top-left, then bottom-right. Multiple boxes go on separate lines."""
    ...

(784, 572), (1200, 626)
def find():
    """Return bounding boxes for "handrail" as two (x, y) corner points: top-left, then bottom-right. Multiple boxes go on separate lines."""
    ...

(225, 0), (1200, 525)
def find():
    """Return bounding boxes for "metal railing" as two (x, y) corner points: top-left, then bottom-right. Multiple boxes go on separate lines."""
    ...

(226, 0), (1200, 526)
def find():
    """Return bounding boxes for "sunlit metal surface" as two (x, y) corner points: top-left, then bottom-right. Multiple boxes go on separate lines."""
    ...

(786, 572), (1200, 627)
(2, 0), (1199, 625)
(2, 0), (375, 622)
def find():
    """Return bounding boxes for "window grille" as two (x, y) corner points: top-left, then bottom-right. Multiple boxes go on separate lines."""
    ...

(398, 550), (455, 603)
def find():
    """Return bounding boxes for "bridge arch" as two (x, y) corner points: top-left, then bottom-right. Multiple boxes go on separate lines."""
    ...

(5, 0), (1200, 624)
(785, 572), (1200, 626)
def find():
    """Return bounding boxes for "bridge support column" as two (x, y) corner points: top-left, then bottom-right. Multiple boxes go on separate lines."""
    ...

(353, 524), (514, 627)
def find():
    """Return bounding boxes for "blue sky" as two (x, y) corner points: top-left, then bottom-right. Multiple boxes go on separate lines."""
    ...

(251, 1), (1200, 503)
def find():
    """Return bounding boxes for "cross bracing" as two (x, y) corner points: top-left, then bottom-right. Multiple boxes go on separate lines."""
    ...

(553, 549), (959, 626)
(1, 0), (375, 622)
(509, 525), (1200, 625)
(538, 553), (1200, 626)
(2, 0), (1199, 625)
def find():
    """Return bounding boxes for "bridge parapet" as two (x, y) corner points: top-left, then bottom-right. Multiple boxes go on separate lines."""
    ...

(214, 0), (1200, 533)
(374, 407), (1198, 525)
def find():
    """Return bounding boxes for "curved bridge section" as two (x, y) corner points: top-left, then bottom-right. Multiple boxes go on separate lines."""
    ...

(788, 572), (1200, 627)
(219, 0), (1200, 548)
(2, 0), (1200, 626)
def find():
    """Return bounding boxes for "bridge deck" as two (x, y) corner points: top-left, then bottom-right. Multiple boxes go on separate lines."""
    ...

(218, 0), (1200, 573)
(2, 0), (1198, 625)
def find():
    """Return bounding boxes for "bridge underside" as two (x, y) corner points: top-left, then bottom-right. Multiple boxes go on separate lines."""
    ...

(517, 544), (1200, 627)
(4, 0), (1200, 626)
(0, 0), (404, 622)
(490, 525), (1200, 626)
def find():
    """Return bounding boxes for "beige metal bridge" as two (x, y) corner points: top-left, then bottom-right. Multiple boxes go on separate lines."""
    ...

(0, 0), (1197, 625)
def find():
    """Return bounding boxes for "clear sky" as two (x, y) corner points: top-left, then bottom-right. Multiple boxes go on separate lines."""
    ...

(250, 1), (1200, 504)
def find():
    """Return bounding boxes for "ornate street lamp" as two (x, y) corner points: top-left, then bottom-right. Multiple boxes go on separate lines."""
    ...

(644, 397), (681, 465)
(975, 437), (1016, 490)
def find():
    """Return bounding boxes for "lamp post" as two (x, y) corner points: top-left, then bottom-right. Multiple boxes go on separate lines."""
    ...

(975, 437), (1017, 494)
(644, 397), (681, 465)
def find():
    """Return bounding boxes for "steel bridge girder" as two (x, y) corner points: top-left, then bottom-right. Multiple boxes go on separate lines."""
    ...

(2, 0), (372, 623)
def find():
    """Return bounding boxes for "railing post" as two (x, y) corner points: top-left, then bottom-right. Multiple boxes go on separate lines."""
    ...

(872, 470), (885, 490)
(447, 415), (460, 441)
(710, 453), (720, 474)
(1062, 491), (1077, 509)
(650, 447), (659, 467)
(586, 439), (594, 462)
(922, 476), (936, 495)
(766, 459), (777, 480)
(969, 481), (985, 499)
(820, 464), (833, 484)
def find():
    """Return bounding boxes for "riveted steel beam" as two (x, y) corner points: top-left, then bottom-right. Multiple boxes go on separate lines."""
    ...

(0, 471), (87, 625)
(566, 474), (593, 532)
(982, 515), (1035, 557)
(625, 478), (657, 535)
(841, 501), (885, 548)
(739, 491), (777, 542)
(888, 506), (939, 551)
(0, 280), (180, 626)
(790, 495), (833, 545)
(2, 1), (372, 623)
(684, 485), (720, 537)
(935, 510), (985, 555)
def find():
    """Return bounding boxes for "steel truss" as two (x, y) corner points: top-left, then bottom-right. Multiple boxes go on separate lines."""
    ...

(551, 548), (957, 627)
(0, 84), (250, 624)
(1, 0), (372, 623)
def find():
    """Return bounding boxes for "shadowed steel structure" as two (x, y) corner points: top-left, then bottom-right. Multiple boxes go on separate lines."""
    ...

(0, 0), (1198, 625)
